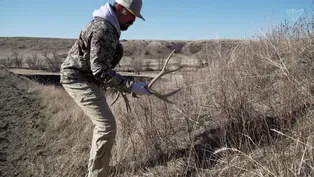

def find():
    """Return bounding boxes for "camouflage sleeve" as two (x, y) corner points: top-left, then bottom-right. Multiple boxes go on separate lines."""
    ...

(111, 42), (124, 69)
(90, 29), (133, 92)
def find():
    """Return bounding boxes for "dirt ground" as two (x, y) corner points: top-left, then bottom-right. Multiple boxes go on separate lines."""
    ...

(0, 69), (46, 177)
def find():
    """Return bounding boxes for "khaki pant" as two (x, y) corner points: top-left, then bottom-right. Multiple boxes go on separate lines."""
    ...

(62, 81), (116, 177)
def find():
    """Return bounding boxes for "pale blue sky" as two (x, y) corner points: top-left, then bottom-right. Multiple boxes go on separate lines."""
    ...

(0, 0), (313, 40)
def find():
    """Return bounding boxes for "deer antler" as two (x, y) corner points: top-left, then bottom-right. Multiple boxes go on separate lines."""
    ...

(145, 49), (185, 104)
(110, 92), (121, 107)
(110, 91), (132, 112)
(109, 49), (185, 110)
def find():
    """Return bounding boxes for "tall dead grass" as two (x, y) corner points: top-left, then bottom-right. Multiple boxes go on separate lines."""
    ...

(109, 15), (314, 176)
(17, 14), (314, 177)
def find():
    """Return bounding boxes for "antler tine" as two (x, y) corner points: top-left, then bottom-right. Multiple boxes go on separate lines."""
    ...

(110, 92), (120, 107)
(149, 87), (182, 104)
(146, 49), (185, 104)
(161, 49), (175, 71)
(148, 49), (182, 89)
(110, 91), (132, 112)
(121, 93), (131, 112)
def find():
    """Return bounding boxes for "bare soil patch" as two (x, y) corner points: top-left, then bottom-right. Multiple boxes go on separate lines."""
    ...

(0, 68), (46, 177)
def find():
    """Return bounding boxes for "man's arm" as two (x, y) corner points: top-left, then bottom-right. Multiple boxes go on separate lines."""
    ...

(89, 28), (133, 92)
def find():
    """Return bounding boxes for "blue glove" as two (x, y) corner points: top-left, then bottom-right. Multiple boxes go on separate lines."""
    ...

(131, 82), (151, 95)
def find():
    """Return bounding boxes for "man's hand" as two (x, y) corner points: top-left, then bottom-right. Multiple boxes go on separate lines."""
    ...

(131, 82), (151, 95)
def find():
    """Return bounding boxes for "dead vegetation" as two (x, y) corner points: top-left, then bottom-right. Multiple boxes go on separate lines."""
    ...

(0, 50), (67, 72)
(0, 51), (23, 68)
(25, 53), (45, 70)
(1, 13), (314, 177)
(0, 37), (241, 74)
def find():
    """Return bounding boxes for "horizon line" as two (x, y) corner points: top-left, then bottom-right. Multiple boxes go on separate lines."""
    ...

(0, 35), (251, 41)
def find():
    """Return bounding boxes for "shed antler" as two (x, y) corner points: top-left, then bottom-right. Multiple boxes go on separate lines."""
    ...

(109, 49), (185, 111)
(110, 91), (136, 112)
(145, 49), (185, 104)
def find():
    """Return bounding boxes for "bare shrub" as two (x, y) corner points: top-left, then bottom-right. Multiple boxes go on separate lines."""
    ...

(42, 50), (64, 72)
(129, 56), (142, 74)
(274, 18), (314, 65)
(196, 42), (210, 67)
(157, 56), (164, 71)
(144, 60), (153, 71)
(129, 47), (144, 74)
(10, 51), (23, 68)
(0, 56), (13, 68)
(173, 56), (183, 68)
(25, 53), (45, 70)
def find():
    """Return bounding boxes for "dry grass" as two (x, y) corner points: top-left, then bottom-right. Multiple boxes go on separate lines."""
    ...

(3, 14), (314, 177)
(29, 85), (92, 177)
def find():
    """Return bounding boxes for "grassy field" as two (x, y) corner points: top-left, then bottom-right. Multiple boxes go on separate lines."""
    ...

(1, 17), (314, 177)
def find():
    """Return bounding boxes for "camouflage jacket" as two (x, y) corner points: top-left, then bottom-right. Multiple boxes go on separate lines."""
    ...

(60, 17), (133, 92)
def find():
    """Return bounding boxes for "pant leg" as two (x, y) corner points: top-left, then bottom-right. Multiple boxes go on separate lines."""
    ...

(62, 82), (116, 177)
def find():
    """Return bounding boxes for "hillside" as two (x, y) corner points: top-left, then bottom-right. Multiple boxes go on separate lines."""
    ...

(0, 37), (240, 60)
(0, 67), (47, 177)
